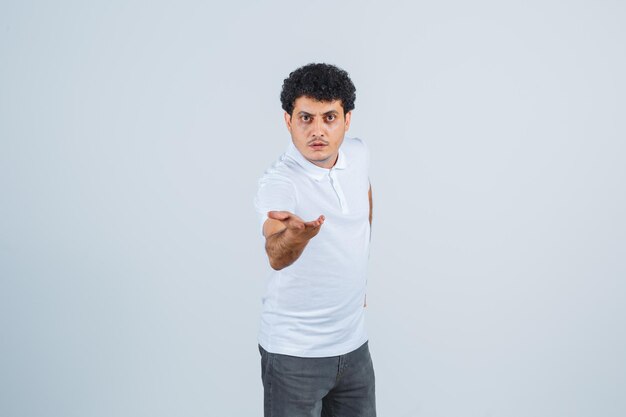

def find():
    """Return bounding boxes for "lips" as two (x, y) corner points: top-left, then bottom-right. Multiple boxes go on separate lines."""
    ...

(309, 142), (328, 149)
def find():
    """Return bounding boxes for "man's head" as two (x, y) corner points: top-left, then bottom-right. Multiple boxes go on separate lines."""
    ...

(280, 63), (356, 169)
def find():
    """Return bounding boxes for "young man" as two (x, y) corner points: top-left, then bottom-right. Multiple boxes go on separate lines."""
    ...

(254, 63), (376, 417)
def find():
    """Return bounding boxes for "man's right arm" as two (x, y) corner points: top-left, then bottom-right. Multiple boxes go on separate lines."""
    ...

(263, 211), (324, 270)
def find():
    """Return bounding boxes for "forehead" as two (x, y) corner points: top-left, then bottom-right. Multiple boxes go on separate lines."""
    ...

(293, 96), (343, 114)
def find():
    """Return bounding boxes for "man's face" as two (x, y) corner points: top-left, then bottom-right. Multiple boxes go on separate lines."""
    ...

(284, 96), (352, 169)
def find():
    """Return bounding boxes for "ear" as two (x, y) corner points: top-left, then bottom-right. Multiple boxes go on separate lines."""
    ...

(284, 111), (292, 132)
(344, 111), (352, 131)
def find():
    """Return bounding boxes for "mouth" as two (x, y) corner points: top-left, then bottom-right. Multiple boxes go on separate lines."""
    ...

(308, 142), (328, 151)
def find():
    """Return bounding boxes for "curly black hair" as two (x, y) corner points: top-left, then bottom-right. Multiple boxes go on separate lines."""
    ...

(280, 63), (356, 116)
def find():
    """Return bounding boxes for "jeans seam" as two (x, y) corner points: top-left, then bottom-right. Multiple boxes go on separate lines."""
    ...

(268, 351), (274, 417)
(260, 345), (274, 417)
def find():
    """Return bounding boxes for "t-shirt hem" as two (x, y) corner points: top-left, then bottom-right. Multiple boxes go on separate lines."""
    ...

(257, 334), (369, 358)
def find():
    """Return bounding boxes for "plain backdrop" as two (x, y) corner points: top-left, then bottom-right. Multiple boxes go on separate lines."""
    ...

(1, 1), (625, 416)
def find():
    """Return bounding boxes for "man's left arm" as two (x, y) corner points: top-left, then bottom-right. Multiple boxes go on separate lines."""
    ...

(365, 183), (372, 308)
(368, 183), (372, 226)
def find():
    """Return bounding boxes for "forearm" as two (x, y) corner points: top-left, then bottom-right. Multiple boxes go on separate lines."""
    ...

(265, 229), (310, 270)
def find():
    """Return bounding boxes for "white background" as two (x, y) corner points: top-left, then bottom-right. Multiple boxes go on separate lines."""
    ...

(1, 1), (625, 416)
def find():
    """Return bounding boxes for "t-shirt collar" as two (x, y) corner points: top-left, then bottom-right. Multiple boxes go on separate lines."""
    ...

(285, 141), (348, 181)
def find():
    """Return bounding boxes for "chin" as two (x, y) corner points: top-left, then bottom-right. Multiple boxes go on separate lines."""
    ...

(311, 153), (330, 162)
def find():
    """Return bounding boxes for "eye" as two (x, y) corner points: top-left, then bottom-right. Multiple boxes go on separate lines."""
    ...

(326, 114), (336, 122)
(301, 115), (310, 122)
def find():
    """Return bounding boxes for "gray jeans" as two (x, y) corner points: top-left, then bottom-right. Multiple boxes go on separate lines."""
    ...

(259, 341), (376, 417)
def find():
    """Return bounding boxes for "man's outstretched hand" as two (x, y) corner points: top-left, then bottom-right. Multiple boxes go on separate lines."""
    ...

(264, 211), (325, 270)
(267, 211), (325, 242)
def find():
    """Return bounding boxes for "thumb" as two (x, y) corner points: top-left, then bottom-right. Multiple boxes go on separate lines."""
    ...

(268, 210), (292, 221)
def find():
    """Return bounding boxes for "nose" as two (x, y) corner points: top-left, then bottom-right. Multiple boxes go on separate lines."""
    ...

(311, 117), (325, 138)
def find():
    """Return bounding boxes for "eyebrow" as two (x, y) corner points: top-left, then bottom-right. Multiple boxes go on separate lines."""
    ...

(297, 110), (339, 117)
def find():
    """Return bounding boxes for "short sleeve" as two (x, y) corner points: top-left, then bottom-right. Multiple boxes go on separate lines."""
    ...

(253, 174), (297, 236)
(354, 137), (371, 183)
(362, 138), (371, 175)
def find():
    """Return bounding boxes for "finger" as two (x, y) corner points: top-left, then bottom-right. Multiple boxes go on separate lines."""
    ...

(304, 215), (325, 228)
(288, 221), (305, 231)
(267, 211), (292, 221)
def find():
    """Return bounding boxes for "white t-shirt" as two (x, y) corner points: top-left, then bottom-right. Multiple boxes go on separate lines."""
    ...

(254, 136), (372, 357)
